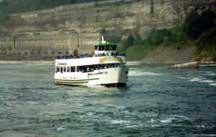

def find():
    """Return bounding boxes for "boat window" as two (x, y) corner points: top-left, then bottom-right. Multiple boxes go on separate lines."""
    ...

(112, 45), (116, 50)
(75, 63), (122, 73)
(95, 46), (98, 50)
(67, 67), (70, 72)
(71, 67), (75, 72)
(108, 46), (112, 50)
(56, 67), (60, 73)
(77, 66), (83, 72)
(60, 67), (63, 73)
(99, 46), (104, 51)
(63, 67), (66, 72)
(105, 46), (109, 50)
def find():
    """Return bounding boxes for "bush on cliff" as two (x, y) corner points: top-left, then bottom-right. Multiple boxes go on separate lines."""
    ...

(0, 0), (9, 24)
(125, 25), (186, 60)
(4, 0), (108, 13)
(184, 9), (216, 61)
(117, 35), (134, 52)
(194, 27), (216, 61)
(134, 25), (185, 47)
(184, 9), (216, 40)
(126, 45), (153, 61)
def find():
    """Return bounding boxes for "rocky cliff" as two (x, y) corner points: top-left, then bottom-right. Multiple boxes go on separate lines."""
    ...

(0, 0), (213, 60)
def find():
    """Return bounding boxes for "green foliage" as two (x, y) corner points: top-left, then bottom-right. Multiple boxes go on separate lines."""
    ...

(169, 25), (186, 43)
(0, 0), (9, 24)
(194, 27), (216, 61)
(125, 25), (187, 60)
(133, 35), (145, 45)
(148, 26), (186, 46)
(183, 9), (216, 61)
(184, 9), (216, 39)
(132, 25), (186, 47)
(117, 35), (134, 52)
(126, 45), (153, 61)
(3, 0), (106, 13)
(148, 29), (171, 45)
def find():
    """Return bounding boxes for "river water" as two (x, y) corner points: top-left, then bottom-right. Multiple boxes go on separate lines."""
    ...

(0, 63), (216, 137)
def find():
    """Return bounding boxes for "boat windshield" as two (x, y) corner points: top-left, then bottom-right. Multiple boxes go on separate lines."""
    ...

(95, 44), (116, 51)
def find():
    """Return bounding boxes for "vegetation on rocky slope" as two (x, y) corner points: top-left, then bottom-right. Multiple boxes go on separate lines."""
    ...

(124, 9), (216, 62)
(0, 0), (9, 24)
(195, 27), (216, 61)
(121, 24), (187, 61)
(2, 0), (107, 13)
(0, 0), (215, 62)
(0, 0), (109, 23)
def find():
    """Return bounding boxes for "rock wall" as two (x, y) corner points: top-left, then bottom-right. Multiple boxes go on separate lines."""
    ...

(0, 0), (214, 60)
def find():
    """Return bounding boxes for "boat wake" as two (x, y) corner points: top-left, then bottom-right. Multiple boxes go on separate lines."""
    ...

(129, 71), (162, 77)
(86, 83), (106, 88)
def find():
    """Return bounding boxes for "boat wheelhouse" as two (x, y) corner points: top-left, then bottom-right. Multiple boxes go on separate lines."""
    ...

(54, 38), (128, 87)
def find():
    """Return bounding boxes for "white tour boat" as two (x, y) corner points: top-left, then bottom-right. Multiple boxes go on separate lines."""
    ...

(54, 37), (128, 87)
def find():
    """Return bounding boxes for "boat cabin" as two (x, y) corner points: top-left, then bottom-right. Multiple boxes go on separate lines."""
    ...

(55, 63), (122, 74)
(94, 43), (117, 56)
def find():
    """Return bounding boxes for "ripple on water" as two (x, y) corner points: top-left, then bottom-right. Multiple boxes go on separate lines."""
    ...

(110, 120), (131, 125)
(189, 78), (215, 84)
(1, 64), (216, 137)
(209, 83), (216, 86)
(162, 115), (191, 123)
(204, 71), (216, 76)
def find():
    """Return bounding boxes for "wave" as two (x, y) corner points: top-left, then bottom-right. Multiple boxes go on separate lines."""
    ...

(160, 115), (191, 124)
(56, 126), (66, 132)
(160, 117), (176, 124)
(192, 134), (216, 137)
(110, 120), (130, 124)
(86, 83), (106, 88)
(204, 71), (216, 76)
(129, 71), (162, 77)
(209, 83), (216, 86)
(126, 124), (143, 128)
(189, 78), (215, 83)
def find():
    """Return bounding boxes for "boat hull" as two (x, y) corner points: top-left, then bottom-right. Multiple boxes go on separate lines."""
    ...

(54, 56), (128, 87)
(54, 67), (128, 87)
(55, 81), (126, 87)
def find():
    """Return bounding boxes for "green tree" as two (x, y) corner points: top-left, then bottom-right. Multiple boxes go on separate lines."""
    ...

(0, 0), (9, 24)
(118, 35), (134, 52)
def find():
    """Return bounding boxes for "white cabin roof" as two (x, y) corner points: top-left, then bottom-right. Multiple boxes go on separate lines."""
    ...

(55, 56), (125, 66)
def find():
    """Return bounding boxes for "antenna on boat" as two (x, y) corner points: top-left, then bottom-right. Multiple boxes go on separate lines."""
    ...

(101, 35), (106, 44)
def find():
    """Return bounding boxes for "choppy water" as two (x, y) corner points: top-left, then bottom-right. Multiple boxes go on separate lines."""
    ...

(0, 63), (216, 137)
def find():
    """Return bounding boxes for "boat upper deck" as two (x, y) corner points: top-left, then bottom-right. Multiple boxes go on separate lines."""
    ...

(55, 37), (126, 66)
(56, 52), (125, 59)
(55, 55), (126, 67)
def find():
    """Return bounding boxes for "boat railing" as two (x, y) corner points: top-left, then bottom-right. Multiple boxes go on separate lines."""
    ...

(56, 53), (126, 59)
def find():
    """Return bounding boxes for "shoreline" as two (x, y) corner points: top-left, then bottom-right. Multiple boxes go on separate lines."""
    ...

(0, 60), (143, 66)
(0, 60), (54, 64)
(0, 60), (215, 67)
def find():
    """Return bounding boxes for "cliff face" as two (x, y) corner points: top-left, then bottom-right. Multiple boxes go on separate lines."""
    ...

(0, 0), (212, 60)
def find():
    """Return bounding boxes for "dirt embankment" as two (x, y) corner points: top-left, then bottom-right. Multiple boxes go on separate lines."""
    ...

(141, 45), (196, 64)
